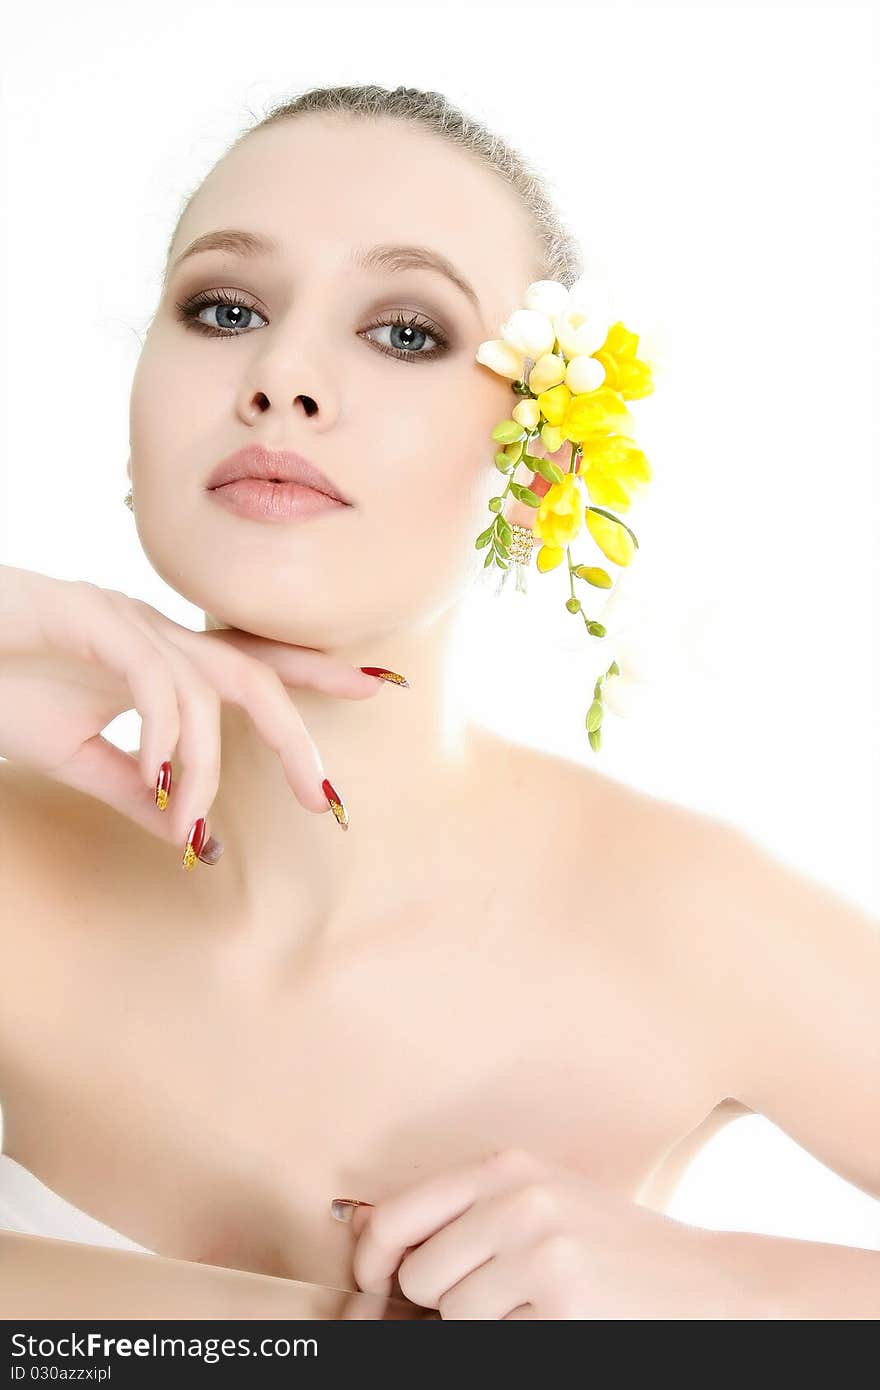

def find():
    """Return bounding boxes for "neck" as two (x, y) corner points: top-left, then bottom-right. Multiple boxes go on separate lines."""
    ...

(198, 601), (480, 954)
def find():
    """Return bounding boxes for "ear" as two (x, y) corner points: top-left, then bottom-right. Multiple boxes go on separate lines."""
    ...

(502, 435), (570, 531)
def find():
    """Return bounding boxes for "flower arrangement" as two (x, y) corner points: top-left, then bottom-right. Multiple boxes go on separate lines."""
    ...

(474, 276), (656, 751)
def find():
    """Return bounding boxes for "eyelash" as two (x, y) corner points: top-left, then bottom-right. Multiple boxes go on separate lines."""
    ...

(173, 288), (450, 363)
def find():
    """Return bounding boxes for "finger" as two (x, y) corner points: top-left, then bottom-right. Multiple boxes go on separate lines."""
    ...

(435, 1247), (536, 1320)
(112, 598), (336, 823)
(48, 583), (181, 805)
(103, 591), (223, 853)
(135, 606), (394, 701)
(393, 1178), (555, 1309)
(158, 630), (333, 816)
(351, 1149), (542, 1297)
(209, 628), (392, 699)
(219, 658), (331, 815)
(49, 733), (194, 846)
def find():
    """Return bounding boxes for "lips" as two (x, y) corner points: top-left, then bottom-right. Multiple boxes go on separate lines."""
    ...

(206, 444), (352, 504)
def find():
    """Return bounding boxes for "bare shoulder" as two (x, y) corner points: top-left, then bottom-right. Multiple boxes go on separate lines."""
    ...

(472, 724), (741, 913)
(470, 729), (786, 1089)
(0, 757), (139, 942)
(0, 757), (111, 873)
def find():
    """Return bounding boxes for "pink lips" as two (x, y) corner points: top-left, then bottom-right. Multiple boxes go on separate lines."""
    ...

(210, 476), (348, 523)
(206, 443), (353, 504)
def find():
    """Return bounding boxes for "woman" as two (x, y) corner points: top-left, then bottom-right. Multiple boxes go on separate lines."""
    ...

(0, 83), (877, 1320)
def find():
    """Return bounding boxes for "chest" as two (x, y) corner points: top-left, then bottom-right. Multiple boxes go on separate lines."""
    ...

(1, 881), (716, 1291)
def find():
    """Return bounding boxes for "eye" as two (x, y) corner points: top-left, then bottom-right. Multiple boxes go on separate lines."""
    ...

(174, 289), (268, 336)
(361, 311), (449, 363)
(173, 291), (449, 362)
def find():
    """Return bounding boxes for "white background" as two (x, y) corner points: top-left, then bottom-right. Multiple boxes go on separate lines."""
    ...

(1, 3), (878, 1251)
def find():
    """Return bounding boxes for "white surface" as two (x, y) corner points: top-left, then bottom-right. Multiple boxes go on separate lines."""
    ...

(0, 1152), (154, 1254)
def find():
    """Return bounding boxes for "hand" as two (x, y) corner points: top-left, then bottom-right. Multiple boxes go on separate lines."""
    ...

(0, 564), (391, 861)
(340, 1147), (752, 1319)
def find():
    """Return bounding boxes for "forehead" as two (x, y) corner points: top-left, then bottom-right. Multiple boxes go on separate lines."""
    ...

(170, 116), (538, 331)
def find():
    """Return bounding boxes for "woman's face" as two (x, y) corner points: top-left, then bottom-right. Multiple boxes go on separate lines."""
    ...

(129, 115), (540, 647)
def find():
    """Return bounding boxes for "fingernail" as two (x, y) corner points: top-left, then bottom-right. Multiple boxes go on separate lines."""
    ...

(330, 1198), (374, 1222)
(155, 760), (173, 810)
(198, 835), (224, 866)
(182, 817), (208, 870)
(322, 778), (349, 831)
(359, 667), (411, 689)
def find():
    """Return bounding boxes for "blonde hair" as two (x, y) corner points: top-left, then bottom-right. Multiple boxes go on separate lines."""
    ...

(164, 82), (584, 290)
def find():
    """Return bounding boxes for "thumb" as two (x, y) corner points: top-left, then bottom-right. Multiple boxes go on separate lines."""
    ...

(349, 1202), (373, 1238)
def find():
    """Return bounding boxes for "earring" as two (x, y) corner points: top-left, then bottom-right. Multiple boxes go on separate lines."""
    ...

(123, 489), (133, 510)
(492, 520), (536, 596)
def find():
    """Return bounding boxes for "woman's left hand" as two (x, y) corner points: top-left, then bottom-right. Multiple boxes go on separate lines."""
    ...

(337, 1147), (754, 1319)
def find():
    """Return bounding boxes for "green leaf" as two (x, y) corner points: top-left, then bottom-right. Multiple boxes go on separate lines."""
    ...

(588, 726), (602, 752)
(524, 453), (564, 484)
(491, 419), (525, 445)
(586, 699), (604, 733)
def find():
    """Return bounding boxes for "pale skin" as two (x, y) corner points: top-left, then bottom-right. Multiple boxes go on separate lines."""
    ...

(0, 114), (878, 1319)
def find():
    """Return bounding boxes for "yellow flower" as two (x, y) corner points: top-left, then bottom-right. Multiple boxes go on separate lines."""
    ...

(593, 322), (654, 400)
(536, 544), (566, 573)
(535, 383), (572, 428)
(577, 434), (652, 511)
(534, 472), (584, 557)
(561, 386), (635, 444)
(585, 509), (635, 566)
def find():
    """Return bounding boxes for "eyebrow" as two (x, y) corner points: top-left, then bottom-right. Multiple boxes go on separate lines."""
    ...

(165, 228), (482, 317)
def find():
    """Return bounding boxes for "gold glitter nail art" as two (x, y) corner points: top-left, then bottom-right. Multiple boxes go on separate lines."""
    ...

(155, 760), (173, 811)
(182, 817), (207, 870)
(321, 778), (349, 830)
(359, 666), (411, 688)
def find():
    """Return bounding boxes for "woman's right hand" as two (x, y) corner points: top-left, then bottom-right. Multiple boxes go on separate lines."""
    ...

(0, 565), (394, 867)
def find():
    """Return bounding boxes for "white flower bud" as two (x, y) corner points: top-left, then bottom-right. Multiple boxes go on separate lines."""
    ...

(500, 309), (557, 360)
(565, 353), (606, 394)
(553, 307), (611, 359)
(522, 280), (571, 319)
(475, 338), (527, 381)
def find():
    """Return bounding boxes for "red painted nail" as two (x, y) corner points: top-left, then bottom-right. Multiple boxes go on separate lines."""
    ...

(322, 778), (349, 830)
(155, 760), (173, 810)
(359, 667), (410, 688)
(182, 817), (208, 870)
